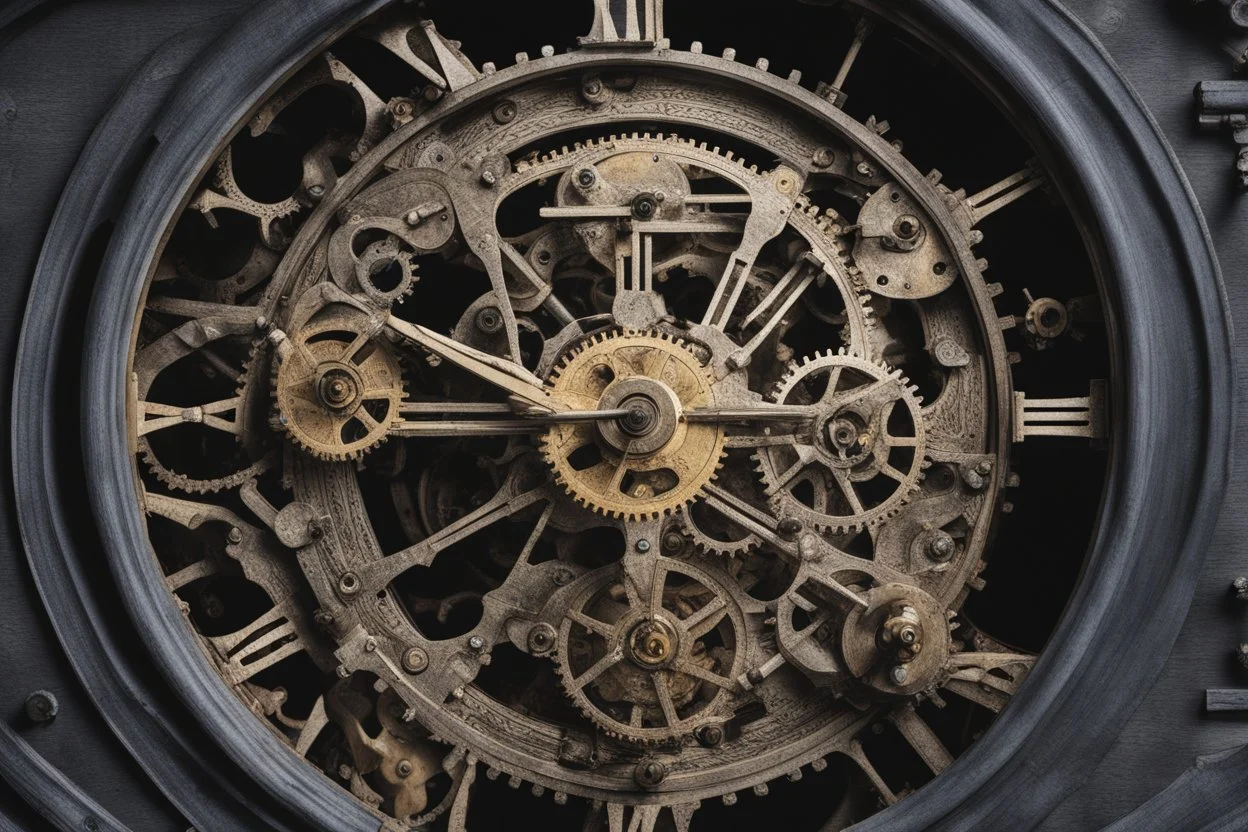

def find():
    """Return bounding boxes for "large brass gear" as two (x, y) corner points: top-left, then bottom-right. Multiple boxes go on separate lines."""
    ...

(540, 330), (725, 520)
(755, 350), (927, 535)
(273, 308), (405, 461)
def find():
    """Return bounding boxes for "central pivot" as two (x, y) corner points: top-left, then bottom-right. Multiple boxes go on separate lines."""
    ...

(595, 377), (683, 456)
(626, 617), (679, 668)
(314, 363), (363, 412)
(618, 395), (660, 437)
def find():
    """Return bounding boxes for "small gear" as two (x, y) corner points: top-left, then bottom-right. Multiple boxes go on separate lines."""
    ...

(138, 333), (276, 494)
(138, 441), (276, 494)
(754, 350), (926, 535)
(553, 558), (744, 745)
(540, 330), (725, 521)
(273, 308), (405, 461)
(354, 235), (419, 306)
(674, 454), (765, 557)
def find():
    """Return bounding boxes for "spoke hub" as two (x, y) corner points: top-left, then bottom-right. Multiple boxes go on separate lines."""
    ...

(625, 617), (680, 669)
(315, 363), (363, 412)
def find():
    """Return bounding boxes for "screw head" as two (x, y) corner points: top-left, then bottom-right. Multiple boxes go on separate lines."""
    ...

(24, 690), (58, 724)
(812, 147), (836, 168)
(396, 759), (414, 778)
(576, 167), (597, 188)
(634, 760), (667, 788)
(894, 215), (920, 239)
(481, 169), (498, 186)
(635, 539), (652, 553)
(928, 531), (955, 561)
(890, 665), (910, 685)
(856, 161), (876, 178)
(661, 530), (687, 555)
(696, 725), (725, 747)
(777, 517), (803, 540)
(227, 527), (242, 544)
(631, 193), (658, 220)
(492, 100), (517, 124)
(307, 184), (326, 199)
(402, 647), (428, 674)
(527, 623), (557, 654)
(476, 306), (504, 334)
(468, 635), (486, 651)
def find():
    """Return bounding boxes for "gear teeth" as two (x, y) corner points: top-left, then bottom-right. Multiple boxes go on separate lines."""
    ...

(755, 352), (928, 535)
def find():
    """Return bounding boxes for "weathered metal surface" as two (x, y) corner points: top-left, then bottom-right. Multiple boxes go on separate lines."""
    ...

(2, 0), (1240, 830)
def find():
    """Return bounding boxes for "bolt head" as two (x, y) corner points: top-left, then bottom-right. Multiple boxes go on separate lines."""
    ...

(661, 531), (687, 555)
(402, 647), (428, 673)
(527, 623), (557, 654)
(396, 759), (414, 778)
(777, 517), (803, 540)
(492, 101), (517, 124)
(696, 725), (725, 747)
(812, 147), (836, 168)
(928, 532), (955, 561)
(576, 167), (597, 188)
(338, 572), (360, 595)
(631, 193), (658, 219)
(634, 760), (667, 787)
(475, 306), (504, 334)
(24, 691), (58, 724)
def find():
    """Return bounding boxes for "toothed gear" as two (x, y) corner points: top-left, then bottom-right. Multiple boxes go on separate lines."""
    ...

(755, 350), (927, 535)
(553, 558), (745, 745)
(674, 457), (765, 557)
(138, 337), (277, 493)
(540, 330), (725, 521)
(273, 309), (405, 461)
(515, 134), (874, 347)
(355, 235), (419, 306)
(138, 440), (276, 494)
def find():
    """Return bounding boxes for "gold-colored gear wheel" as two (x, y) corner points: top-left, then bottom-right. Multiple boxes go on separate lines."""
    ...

(274, 309), (405, 461)
(540, 330), (725, 521)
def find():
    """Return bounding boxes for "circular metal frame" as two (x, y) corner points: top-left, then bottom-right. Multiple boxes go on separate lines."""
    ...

(10, 0), (1232, 829)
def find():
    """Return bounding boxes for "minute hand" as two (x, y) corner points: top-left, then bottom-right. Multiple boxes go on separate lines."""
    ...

(385, 315), (563, 412)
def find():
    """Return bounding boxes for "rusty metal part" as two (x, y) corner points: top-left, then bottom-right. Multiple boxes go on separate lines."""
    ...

(113, 2), (1115, 826)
